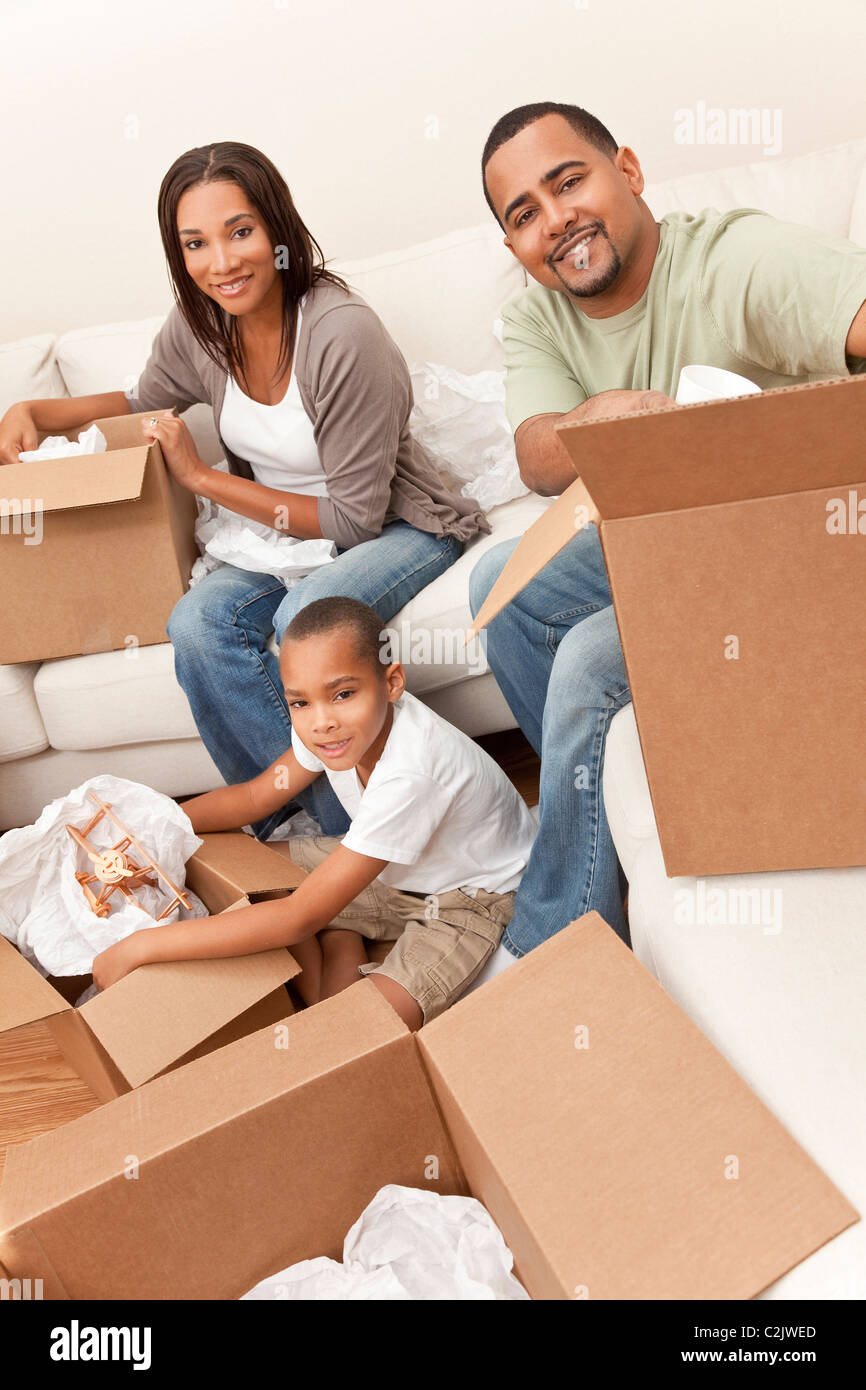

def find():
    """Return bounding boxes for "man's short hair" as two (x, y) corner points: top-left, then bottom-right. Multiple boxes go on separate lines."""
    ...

(280, 596), (386, 673)
(481, 102), (619, 225)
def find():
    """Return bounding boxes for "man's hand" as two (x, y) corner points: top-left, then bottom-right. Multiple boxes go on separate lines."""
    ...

(92, 931), (150, 991)
(0, 403), (39, 466)
(143, 411), (206, 492)
(516, 389), (676, 496)
(567, 388), (675, 424)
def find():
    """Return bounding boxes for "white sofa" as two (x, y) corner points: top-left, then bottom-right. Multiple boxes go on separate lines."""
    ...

(2, 135), (866, 1298)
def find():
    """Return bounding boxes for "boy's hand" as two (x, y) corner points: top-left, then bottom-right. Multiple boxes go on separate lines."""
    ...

(92, 932), (149, 991)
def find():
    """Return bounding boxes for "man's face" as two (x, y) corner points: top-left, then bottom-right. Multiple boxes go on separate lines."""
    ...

(280, 630), (403, 773)
(485, 114), (646, 299)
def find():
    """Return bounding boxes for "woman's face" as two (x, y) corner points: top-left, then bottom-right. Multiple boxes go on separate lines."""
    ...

(176, 179), (280, 317)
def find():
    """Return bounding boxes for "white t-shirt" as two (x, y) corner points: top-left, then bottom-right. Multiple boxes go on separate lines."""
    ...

(219, 296), (329, 496)
(291, 692), (537, 895)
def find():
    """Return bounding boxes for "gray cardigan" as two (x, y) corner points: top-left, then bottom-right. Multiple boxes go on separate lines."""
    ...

(126, 279), (490, 549)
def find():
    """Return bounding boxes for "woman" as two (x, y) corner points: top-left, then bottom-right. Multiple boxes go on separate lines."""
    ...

(0, 142), (488, 839)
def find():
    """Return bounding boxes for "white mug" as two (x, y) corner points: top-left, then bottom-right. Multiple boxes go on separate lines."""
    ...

(675, 364), (762, 405)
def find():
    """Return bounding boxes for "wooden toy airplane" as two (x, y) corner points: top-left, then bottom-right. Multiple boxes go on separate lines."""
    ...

(66, 792), (192, 922)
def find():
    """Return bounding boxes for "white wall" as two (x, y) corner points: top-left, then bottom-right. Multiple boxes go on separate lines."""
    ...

(3, 0), (865, 341)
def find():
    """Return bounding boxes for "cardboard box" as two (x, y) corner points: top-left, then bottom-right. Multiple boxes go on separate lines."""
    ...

(0, 914), (856, 1300)
(0, 411), (197, 664)
(0, 832), (304, 1104)
(471, 375), (866, 876)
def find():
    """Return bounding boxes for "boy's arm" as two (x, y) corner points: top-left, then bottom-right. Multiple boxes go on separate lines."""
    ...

(92, 844), (389, 988)
(181, 748), (320, 832)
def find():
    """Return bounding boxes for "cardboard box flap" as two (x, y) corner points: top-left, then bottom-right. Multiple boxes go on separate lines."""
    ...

(0, 936), (70, 1032)
(91, 409), (174, 449)
(77, 948), (300, 1089)
(555, 375), (866, 522)
(418, 914), (858, 1300)
(598, 486), (866, 874)
(469, 478), (585, 634)
(0, 448), (149, 517)
(0, 980), (409, 1230)
(190, 831), (307, 896)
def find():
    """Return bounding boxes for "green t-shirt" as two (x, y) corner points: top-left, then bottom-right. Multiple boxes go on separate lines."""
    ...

(503, 207), (866, 433)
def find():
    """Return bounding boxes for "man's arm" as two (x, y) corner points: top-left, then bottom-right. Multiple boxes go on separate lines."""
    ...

(515, 389), (676, 498)
(92, 843), (388, 988)
(181, 747), (319, 832)
(846, 299), (866, 359)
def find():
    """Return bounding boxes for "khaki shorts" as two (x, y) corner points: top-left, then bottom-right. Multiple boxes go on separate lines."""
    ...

(285, 835), (515, 1024)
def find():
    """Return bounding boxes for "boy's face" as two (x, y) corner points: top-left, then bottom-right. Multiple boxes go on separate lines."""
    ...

(484, 113), (646, 301)
(280, 629), (405, 772)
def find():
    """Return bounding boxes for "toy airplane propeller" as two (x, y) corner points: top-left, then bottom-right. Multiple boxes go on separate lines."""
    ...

(66, 792), (192, 922)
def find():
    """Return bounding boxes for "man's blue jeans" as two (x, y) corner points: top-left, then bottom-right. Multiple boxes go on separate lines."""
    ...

(168, 519), (463, 840)
(469, 522), (631, 954)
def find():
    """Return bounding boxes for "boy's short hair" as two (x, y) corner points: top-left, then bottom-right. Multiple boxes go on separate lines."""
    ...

(280, 596), (387, 673)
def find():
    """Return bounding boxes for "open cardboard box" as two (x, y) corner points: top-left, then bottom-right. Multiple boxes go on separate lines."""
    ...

(0, 831), (305, 1104)
(0, 411), (197, 664)
(471, 374), (866, 877)
(0, 913), (857, 1300)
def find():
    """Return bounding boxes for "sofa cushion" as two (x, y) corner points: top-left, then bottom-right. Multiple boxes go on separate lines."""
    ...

(0, 334), (66, 415)
(0, 663), (48, 761)
(645, 136), (866, 240)
(603, 702), (866, 1299)
(34, 645), (198, 752)
(55, 315), (168, 399)
(0, 739), (223, 834)
(334, 223), (526, 372)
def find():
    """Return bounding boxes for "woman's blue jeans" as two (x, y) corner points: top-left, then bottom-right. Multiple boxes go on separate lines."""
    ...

(168, 519), (463, 840)
(469, 522), (631, 954)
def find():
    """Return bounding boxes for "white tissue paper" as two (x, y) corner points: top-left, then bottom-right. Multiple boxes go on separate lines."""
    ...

(189, 460), (336, 589)
(409, 362), (528, 512)
(242, 1184), (530, 1301)
(18, 425), (107, 462)
(0, 775), (207, 979)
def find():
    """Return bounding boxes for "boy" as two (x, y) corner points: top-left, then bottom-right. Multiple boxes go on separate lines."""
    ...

(92, 597), (537, 1029)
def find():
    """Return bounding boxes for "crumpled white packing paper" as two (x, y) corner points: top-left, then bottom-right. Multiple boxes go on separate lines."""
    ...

(18, 424), (107, 462)
(409, 362), (528, 513)
(0, 775), (206, 978)
(189, 461), (336, 589)
(242, 1184), (530, 1300)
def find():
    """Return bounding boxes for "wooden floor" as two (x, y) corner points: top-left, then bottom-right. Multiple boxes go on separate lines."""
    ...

(0, 728), (540, 1181)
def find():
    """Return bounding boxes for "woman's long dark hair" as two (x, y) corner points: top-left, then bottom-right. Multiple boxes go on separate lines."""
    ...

(157, 142), (348, 390)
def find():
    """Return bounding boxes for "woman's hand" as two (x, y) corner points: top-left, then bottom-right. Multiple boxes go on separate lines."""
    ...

(92, 931), (150, 991)
(0, 403), (39, 466)
(143, 411), (206, 492)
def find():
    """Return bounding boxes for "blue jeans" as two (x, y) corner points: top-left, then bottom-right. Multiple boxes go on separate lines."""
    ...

(469, 523), (631, 955)
(168, 519), (463, 840)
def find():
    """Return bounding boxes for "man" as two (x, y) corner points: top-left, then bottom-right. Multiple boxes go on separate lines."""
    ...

(470, 101), (866, 956)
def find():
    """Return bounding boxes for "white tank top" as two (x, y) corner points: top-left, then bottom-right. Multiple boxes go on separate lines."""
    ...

(219, 297), (329, 497)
